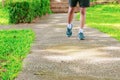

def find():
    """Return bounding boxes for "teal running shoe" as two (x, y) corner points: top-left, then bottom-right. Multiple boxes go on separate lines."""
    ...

(66, 26), (72, 37)
(78, 32), (85, 40)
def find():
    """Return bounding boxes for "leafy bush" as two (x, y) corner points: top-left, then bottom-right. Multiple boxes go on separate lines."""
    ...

(9, 2), (30, 23)
(7, 0), (51, 24)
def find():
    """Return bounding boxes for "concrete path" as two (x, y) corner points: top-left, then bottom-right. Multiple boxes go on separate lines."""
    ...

(2, 14), (120, 80)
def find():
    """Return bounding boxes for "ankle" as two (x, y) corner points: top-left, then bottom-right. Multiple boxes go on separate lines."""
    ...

(67, 24), (73, 29)
(79, 28), (84, 33)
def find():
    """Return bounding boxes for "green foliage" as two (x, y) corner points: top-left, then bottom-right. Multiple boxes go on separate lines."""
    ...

(0, 7), (9, 25)
(0, 29), (35, 80)
(90, 0), (97, 2)
(9, 2), (30, 23)
(7, 0), (51, 24)
(0, 0), (51, 24)
(76, 4), (120, 41)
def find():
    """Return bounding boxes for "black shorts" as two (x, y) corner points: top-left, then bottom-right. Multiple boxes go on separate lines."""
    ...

(68, 0), (90, 7)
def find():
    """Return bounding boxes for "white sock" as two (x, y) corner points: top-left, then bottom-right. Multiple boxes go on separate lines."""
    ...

(67, 24), (72, 29)
(79, 28), (84, 33)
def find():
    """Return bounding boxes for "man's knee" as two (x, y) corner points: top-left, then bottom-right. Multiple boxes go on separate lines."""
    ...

(80, 8), (86, 15)
(68, 7), (75, 14)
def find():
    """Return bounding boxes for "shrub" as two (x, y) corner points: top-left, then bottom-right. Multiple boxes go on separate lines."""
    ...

(7, 0), (51, 24)
(9, 2), (30, 23)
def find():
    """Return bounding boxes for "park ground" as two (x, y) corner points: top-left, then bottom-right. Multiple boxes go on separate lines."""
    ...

(0, 4), (120, 80)
(6, 13), (120, 80)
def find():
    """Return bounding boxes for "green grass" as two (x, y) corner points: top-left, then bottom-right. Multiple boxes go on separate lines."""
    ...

(0, 7), (9, 25)
(0, 29), (35, 80)
(0, 2), (9, 25)
(76, 4), (120, 41)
